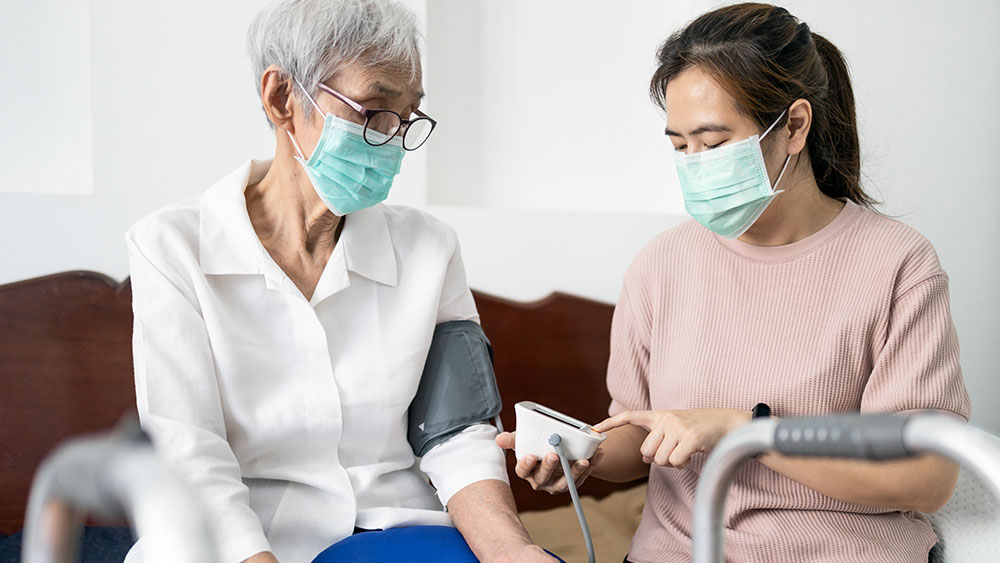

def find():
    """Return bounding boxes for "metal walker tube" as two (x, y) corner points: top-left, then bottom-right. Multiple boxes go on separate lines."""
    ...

(692, 414), (1000, 563)
(21, 419), (217, 563)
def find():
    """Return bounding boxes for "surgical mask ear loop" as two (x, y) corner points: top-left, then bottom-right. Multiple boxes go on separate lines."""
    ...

(548, 434), (596, 563)
(771, 154), (792, 190)
(760, 109), (788, 141)
(760, 109), (792, 191)
(286, 79), (328, 160)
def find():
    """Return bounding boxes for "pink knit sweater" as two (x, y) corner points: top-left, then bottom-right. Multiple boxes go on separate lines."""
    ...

(607, 200), (971, 563)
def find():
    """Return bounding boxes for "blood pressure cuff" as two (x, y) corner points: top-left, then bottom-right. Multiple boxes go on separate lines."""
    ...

(407, 320), (502, 457)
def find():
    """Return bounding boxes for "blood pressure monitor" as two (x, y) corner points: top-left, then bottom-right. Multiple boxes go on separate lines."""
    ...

(514, 401), (606, 460)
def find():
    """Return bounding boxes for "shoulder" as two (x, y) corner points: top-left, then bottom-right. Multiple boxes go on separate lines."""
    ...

(847, 206), (946, 292)
(379, 203), (460, 254)
(625, 219), (708, 282)
(125, 197), (203, 264)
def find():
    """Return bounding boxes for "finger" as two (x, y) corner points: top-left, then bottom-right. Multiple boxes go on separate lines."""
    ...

(668, 439), (700, 468)
(639, 426), (665, 460)
(495, 431), (516, 449)
(569, 459), (590, 481)
(653, 438), (678, 466)
(547, 473), (569, 495)
(591, 412), (631, 433)
(572, 459), (595, 488)
(594, 410), (653, 433)
(590, 450), (605, 465)
(514, 455), (538, 479)
(532, 453), (561, 486)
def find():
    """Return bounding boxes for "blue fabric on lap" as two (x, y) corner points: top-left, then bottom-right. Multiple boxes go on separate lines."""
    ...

(312, 525), (566, 563)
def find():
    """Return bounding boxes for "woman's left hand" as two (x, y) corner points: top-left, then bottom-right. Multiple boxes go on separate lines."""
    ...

(592, 409), (751, 468)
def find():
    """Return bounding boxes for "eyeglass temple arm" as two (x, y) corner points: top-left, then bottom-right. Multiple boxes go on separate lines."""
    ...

(315, 83), (367, 116)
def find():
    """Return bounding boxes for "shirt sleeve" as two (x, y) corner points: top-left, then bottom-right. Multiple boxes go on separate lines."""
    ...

(128, 231), (271, 563)
(418, 233), (507, 506)
(607, 260), (653, 416)
(419, 424), (509, 506)
(861, 274), (971, 420)
(434, 235), (480, 324)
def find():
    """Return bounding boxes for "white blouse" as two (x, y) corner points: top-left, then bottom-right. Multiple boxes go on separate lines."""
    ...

(126, 160), (507, 562)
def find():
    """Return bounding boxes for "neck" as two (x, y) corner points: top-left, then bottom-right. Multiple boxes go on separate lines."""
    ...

(738, 154), (844, 246)
(246, 144), (341, 256)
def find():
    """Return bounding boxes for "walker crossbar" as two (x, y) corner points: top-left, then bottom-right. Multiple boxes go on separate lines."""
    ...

(692, 414), (1000, 563)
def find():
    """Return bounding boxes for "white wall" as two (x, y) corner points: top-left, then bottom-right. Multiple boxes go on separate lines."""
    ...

(1, 1), (997, 432)
(1, 1), (93, 195)
(0, 0), (275, 280)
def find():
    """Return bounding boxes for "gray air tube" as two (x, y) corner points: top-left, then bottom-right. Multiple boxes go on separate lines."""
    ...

(549, 434), (596, 563)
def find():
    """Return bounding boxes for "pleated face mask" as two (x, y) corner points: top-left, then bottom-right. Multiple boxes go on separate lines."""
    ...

(673, 110), (791, 239)
(287, 87), (404, 216)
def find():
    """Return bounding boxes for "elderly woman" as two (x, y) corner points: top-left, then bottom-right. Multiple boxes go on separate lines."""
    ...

(125, 1), (552, 562)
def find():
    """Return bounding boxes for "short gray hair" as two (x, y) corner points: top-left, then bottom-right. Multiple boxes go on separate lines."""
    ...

(247, 0), (422, 119)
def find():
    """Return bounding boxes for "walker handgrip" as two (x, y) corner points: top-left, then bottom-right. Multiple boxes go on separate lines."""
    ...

(773, 415), (910, 460)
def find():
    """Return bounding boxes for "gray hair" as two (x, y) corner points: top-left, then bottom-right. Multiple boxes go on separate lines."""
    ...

(247, 0), (422, 120)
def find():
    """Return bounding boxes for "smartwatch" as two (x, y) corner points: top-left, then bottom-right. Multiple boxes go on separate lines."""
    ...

(751, 403), (771, 419)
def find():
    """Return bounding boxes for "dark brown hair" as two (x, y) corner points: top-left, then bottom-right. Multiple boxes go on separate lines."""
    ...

(650, 3), (875, 206)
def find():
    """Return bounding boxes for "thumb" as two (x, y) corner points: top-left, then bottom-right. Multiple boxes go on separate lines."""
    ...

(495, 431), (516, 449)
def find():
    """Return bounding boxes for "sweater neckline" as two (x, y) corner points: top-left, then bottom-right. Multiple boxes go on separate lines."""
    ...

(713, 199), (862, 262)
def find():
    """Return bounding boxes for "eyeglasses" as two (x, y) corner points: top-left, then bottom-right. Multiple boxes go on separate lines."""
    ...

(315, 83), (437, 151)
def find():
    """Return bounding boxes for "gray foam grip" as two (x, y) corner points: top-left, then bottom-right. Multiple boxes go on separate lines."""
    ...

(773, 415), (911, 460)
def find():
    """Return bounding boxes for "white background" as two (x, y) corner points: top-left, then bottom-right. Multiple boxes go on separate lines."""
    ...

(0, 0), (93, 195)
(1, 0), (997, 432)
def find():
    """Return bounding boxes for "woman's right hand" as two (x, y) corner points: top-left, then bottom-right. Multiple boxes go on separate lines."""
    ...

(495, 432), (602, 494)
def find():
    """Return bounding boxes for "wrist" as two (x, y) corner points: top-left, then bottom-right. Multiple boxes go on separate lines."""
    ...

(486, 542), (548, 563)
(731, 407), (754, 431)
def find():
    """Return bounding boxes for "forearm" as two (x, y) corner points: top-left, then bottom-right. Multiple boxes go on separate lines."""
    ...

(446, 479), (535, 562)
(758, 452), (959, 513)
(591, 425), (650, 483)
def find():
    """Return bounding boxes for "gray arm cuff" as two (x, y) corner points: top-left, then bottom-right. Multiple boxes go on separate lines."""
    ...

(407, 320), (502, 457)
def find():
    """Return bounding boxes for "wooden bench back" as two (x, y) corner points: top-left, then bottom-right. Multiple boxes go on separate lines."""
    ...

(0, 271), (638, 533)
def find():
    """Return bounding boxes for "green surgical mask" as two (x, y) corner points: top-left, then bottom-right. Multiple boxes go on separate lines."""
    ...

(287, 86), (404, 216)
(673, 110), (790, 239)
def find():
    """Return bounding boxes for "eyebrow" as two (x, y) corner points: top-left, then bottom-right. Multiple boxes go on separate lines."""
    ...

(367, 82), (425, 101)
(664, 123), (734, 137)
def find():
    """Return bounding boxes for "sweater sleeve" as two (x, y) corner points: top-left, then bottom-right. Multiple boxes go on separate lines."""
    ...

(861, 274), (971, 419)
(607, 260), (653, 416)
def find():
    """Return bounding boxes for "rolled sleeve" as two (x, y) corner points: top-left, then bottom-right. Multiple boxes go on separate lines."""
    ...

(419, 424), (509, 506)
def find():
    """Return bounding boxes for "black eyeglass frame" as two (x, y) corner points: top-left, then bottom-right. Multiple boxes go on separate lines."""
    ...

(315, 82), (437, 151)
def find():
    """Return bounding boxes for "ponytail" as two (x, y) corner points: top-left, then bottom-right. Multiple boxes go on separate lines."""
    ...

(810, 33), (873, 206)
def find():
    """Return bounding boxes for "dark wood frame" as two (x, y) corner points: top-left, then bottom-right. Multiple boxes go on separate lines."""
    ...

(0, 271), (642, 534)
